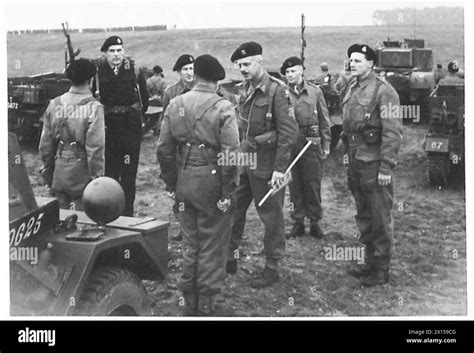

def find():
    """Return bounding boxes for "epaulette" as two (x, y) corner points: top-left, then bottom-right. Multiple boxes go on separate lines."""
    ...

(268, 75), (287, 87)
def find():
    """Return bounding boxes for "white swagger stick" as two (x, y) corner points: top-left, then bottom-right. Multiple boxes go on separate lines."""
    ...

(257, 138), (317, 207)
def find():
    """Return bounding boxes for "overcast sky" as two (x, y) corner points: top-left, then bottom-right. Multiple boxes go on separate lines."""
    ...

(5, 0), (464, 30)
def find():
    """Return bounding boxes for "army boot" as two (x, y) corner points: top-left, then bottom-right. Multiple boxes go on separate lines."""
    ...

(347, 262), (375, 279)
(250, 267), (280, 288)
(171, 229), (183, 241)
(226, 259), (238, 275)
(197, 294), (216, 316)
(182, 292), (198, 316)
(309, 221), (324, 239)
(360, 267), (390, 287)
(286, 222), (305, 239)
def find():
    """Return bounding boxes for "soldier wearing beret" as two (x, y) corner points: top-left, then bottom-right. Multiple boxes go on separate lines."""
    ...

(438, 60), (464, 85)
(40, 58), (105, 210)
(342, 44), (403, 287)
(157, 54), (240, 316)
(162, 54), (196, 114)
(94, 36), (148, 216)
(226, 42), (298, 288)
(280, 56), (331, 240)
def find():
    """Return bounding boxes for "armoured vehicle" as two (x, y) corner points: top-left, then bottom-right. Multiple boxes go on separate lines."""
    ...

(374, 38), (435, 123)
(423, 83), (464, 186)
(9, 133), (169, 315)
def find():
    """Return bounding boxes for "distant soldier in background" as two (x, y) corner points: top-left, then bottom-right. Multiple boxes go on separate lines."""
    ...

(438, 60), (464, 85)
(342, 44), (402, 287)
(94, 35), (148, 216)
(433, 63), (446, 85)
(162, 54), (195, 114)
(280, 56), (331, 239)
(157, 54), (240, 316)
(142, 65), (167, 136)
(335, 60), (352, 95)
(40, 58), (104, 210)
(146, 65), (167, 106)
(314, 62), (333, 88)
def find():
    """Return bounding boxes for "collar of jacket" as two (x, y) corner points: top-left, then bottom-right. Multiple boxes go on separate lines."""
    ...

(179, 78), (195, 91)
(356, 70), (376, 89)
(193, 81), (218, 93)
(69, 86), (93, 95)
(290, 79), (310, 96)
(246, 70), (271, 95)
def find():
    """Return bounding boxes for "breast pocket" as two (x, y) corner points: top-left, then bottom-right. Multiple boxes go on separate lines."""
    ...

(249, 99), (269, 136)
(296, 98), (317, 126)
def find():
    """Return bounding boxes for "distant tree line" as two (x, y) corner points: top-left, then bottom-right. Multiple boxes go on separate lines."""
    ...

(8, 25), (167, 35)
(373, 7), (463, 26)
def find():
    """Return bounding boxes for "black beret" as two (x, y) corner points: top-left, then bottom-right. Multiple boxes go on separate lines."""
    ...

(448, 60), (459, 73)
(280, 56), (303, 75)
(153, 65), (163, 74)
(194, 54), (225, 82)
(231, 42), (263, 62)
(100, 36), (123, 52)
(66, 58), (97, 85)
(347, 44), (377, 65)
(173, 54), (194, 72)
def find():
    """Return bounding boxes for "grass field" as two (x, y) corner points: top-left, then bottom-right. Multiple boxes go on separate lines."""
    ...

(9, 24), (466, 317)
(7, 24), (464, 83)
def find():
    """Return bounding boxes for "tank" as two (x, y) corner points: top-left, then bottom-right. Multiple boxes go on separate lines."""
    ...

(9, 132), (169, 316)
(374, 38), (436, 123)
(423, 82), (464, 186)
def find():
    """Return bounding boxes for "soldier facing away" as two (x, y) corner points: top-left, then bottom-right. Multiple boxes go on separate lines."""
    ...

(342, 44), (403, 287)
(157, 54), (240, 316)
(39, 58), (105, 210)
(94, 35), (149, 216)
(280, 56), (331, 239)
(226, 42), (298, 288)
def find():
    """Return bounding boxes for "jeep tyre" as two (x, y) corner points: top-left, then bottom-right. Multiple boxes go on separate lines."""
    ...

(75, 267), (151, 316)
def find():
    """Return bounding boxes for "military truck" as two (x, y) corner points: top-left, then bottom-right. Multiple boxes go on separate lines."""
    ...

(9, 133), (169, 316)
(374, 38), (435, 123)
(8, 73), (71, 143)
(423, 83), (464, 186)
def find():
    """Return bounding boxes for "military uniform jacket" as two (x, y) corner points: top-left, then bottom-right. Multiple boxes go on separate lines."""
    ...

(237, 70), (297, 178)
(147, 74), (167, 99)
(157, 82), (240, 198)
(95, 56), (148, 111)
(288, 79), (332, 153)
(39, 86), (105, 194)
(342, 71), (402, 174)
(162, 79), (196, 114)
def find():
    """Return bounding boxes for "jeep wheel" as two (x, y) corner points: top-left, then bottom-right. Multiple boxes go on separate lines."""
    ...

(75, 267), (151, 316)
(427, 153), (450, 186)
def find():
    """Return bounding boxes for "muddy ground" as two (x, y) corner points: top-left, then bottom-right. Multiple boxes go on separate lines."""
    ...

(24, 123), (466, 317)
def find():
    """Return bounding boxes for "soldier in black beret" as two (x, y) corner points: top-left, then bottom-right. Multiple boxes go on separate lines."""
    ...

(159, 53), (196, 241)
(157, 54), (239, 315)
(93, 35), (148, 216)
(280, 56), (331, 240)
(230, 41), (262, 63)
(227, 42), (298, 288)
(343, 43), (403, 287)
(40, 58), (104, 210)
(347, 43), (378, 66)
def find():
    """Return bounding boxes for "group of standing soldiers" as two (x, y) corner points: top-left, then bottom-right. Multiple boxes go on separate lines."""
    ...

(39, 35), (402, 316)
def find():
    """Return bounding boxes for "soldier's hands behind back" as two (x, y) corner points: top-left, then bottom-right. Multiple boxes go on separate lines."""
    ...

(217, 198), (231, 213)
(377, 172), (391, 186)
